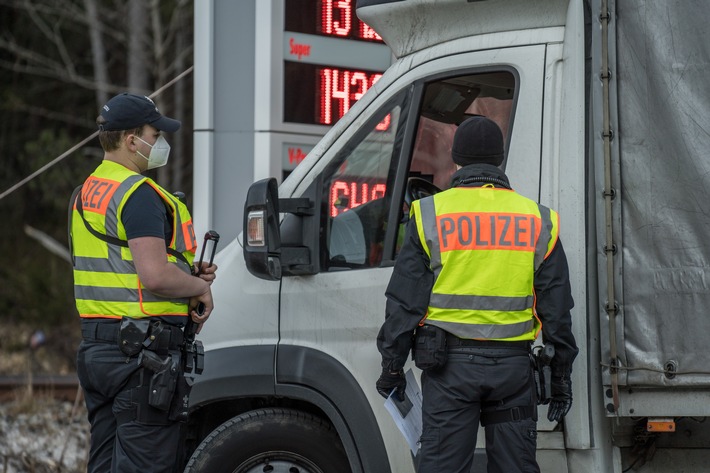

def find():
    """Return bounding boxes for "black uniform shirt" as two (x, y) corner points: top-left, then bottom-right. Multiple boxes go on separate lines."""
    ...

(377, 164), (579, 377)
(122, 183), (172, 241)
(121, 183), (186, 327)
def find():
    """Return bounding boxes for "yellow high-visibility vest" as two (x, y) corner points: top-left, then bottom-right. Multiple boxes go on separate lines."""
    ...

(411, 186), (559, 341)
(70, 160), (197, 319)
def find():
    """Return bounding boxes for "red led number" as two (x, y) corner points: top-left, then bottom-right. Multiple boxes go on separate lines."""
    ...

(359, 22), (381, 41)
(319, 68), (384, 125)
(322, 0), (351, 37)
(321, 0), (382, 41)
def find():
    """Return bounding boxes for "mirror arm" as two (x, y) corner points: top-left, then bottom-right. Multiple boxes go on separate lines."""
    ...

(279, 198), (313, 216)
(281, 247), (310, 266)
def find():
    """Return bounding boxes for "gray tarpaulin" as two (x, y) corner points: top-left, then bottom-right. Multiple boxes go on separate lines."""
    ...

(602, 0), (710, 386)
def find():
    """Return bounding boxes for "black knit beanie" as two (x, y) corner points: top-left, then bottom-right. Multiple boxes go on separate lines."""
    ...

(451, 116), (505, 167)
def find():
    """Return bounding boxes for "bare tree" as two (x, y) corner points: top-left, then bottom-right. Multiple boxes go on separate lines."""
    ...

(84, 0), (109, 108)
(0, 0), (126, 97)
(127, 0), (151, 93)
(151, 0), (193, 190)
(0, 0), (195, 335)
(171, 3), (189, 191)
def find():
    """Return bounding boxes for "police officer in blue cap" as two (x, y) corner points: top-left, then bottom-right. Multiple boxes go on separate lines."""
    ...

(71, 93), (217, 473)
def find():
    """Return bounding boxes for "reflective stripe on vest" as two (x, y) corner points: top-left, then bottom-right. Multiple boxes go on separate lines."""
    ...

(413, 186), (559, 341)
(71, 161), (197, 319)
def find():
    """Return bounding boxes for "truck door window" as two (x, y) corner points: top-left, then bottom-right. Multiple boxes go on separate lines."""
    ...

(410, 71), (515, 190)
(322, 95), (407, 270)
(395, 71), (515, 256)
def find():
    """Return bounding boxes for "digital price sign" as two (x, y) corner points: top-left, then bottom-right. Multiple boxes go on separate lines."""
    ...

(285, 0), (383, 42)
(283, 0), (392, 127)
(284, 62), (385, 126)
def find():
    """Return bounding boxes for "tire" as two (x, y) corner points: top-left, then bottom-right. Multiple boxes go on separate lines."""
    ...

(184, 407), (351, 473)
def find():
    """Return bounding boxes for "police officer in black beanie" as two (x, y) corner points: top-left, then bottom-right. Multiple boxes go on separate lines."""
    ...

(376, 116), (578, 472)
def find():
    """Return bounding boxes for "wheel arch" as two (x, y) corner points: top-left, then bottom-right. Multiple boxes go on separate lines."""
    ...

(276, 344), (391, 473)
(187, 344), (391, 473)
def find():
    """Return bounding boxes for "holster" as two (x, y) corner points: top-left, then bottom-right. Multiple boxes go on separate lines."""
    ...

(413, 324), (447, 371)
(137, 349), (193, 421)
(139, 350), (179, 411)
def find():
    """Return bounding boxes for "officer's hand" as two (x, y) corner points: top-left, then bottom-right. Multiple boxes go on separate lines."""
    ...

(547, 375), (573, 422)
(376, 369), (406, 401)
(189, 288), (213, 333)
(195, 262), (218, 284)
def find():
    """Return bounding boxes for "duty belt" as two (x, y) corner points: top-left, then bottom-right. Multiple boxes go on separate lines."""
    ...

(81, 320), (184, 351)
(445, 333), (531, 351)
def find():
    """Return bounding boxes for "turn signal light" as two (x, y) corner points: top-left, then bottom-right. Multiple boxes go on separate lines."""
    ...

(246, 210), (265, 246)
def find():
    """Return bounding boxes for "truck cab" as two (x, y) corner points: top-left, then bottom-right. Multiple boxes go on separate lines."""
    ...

(185, 0), (710, 471)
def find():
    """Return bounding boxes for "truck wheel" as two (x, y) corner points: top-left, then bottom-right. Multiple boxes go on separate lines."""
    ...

(184, 407), (351, 473)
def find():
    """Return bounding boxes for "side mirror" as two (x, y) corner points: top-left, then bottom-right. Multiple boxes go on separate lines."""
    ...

(243, 178), (282, 280)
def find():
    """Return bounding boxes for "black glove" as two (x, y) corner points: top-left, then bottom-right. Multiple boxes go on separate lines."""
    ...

(376, 369), (406, 401)
(547, 375), (572, 422)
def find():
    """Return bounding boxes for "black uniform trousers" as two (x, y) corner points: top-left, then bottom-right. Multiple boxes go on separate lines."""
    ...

(418, 346), (539, 473)
(77, 321), (184, 473)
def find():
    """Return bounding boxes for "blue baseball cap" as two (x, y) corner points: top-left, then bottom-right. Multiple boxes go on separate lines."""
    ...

(99, 93), (181, 132)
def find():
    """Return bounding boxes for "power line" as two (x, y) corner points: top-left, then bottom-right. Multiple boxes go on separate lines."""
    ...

(0, 66), (194, 202)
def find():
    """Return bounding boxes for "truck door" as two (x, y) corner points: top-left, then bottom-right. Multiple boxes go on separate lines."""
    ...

(277, 44), (547, 471)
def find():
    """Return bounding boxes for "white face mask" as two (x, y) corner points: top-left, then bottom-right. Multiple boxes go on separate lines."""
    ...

(135, 135), (171, 170)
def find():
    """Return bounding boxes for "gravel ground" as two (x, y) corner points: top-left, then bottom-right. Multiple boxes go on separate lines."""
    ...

(0, 396), (89, 473)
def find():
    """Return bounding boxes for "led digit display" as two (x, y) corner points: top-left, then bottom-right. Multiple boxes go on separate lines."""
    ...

(330, 177), (387, 217)
(319, 68), (382, 125)
(285, 0), (383, 43)
(284, 62), (386, 127)
(282, 0), (390, 128)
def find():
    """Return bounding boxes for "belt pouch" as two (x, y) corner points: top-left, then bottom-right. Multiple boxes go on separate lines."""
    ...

(119, 317), (150, 356)
(413, 324), (447, 371)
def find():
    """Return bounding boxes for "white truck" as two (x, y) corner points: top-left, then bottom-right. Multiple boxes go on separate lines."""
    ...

(184, 0), (710, 471)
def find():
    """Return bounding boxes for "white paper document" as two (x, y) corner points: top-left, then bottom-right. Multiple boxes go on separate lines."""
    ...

(384, 369), (423, 454)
